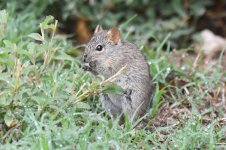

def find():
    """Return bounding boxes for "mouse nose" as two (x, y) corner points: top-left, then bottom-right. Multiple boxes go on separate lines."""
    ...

(82, 63), (90, 71)
(83, 54), (87, 62)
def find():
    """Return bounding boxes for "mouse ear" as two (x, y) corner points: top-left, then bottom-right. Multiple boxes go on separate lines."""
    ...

(94, 25), (103, 33)
(106, 27), (121, 44)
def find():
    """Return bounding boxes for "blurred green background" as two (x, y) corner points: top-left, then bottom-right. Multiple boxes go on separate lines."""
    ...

(1, 0), (225, 48)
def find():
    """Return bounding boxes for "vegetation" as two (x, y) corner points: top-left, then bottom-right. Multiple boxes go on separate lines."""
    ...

(0, 0), (225, 149)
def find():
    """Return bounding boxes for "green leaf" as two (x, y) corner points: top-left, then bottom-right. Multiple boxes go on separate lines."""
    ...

(3, 40), (15, 48)
(124, 113), (132, 131)
(40, 134), (49, 150)
(102, 82), (124, 95)
(172, 0), (186, 17)
(0, 91), (12, 107)
(4, 111), (17, 127)
(40, 15), (54, 30)
(29, 33), (44, 42)
(54, 51), (74, 61)
(0, 10), (8, 23)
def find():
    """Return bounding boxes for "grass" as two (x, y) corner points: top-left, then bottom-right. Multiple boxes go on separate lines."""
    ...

(0, 9), (226, 150)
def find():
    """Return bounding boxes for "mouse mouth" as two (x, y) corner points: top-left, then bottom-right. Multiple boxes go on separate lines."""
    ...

(82, 63), (91, 71)
(82, 63), (98, 75)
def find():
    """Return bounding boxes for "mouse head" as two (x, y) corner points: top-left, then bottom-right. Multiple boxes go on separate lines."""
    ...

(83, 25), (122, 77)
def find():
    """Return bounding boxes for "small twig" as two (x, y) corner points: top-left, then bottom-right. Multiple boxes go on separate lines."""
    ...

(73, 64), (127, 102)
(50, 20), (58, 44)
(1, 124), (21, 143)
(52, 65), (127, 119)
(100, 64), (127, 85)
(75, 83), (87, 97)
(75, 89), (101, 102)
(183, 87), (190, 95)
(193, 52), (200, 68)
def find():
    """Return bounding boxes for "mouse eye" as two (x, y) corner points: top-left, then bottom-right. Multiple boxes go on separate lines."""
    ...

(95, 45), (103, 51)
